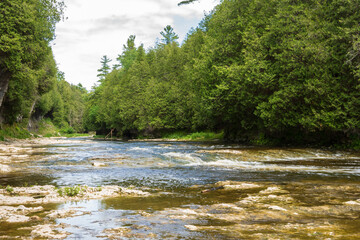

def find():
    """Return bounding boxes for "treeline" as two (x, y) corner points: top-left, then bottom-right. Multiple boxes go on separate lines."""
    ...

(85, 0), (360, 145)
(0, 0), (85, 134)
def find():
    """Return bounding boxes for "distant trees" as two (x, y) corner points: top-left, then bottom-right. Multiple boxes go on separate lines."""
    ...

(35, 73), (86, 132)
(97, 55), (112, 81)
(160, 25), (179, 45)
(82, 0), (360, 144)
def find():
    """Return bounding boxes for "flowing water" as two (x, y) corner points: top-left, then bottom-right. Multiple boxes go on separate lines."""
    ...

(1, 137), (360, 239)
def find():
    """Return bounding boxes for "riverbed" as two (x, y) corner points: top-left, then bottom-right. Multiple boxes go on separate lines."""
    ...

(1, 137), (360, 239)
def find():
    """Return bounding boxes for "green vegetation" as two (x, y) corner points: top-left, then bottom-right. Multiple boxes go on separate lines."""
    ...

(0, 124), (33, 141)
(82, 0), (360, 147)
(0, 0), (64, 124)
(163, 131), (223, 141)
(57, 185), (86, 197)
(0, 0), (87, 141)
(6, 185), (14, 193)
(1, 0), (360, 148)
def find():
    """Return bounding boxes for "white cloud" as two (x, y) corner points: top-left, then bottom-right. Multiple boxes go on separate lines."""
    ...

(52, 0), (220, 90)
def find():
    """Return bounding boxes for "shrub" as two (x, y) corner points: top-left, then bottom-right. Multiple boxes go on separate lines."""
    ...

(6, 185), (14, 193)
(57, 186), (84, 197)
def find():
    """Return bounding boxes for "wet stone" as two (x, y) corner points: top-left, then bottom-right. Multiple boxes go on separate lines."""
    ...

(31, 224), (69, 239)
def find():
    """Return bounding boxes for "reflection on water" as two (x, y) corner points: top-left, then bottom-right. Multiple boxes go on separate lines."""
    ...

(1, 138), (360, 239)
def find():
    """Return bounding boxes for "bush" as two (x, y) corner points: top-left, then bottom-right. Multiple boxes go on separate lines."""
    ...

(163, 131), (223, 141)
(6, 185), (14, 193)
(0, 124), (32, 140)
(60, 126), (75, 134)
(57, 186), (85, 197)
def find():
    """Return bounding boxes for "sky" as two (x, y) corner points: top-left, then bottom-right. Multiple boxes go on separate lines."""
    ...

(52, 0), (220, 90)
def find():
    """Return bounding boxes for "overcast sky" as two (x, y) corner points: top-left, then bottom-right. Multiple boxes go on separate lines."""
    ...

(52, 0), (220, 90)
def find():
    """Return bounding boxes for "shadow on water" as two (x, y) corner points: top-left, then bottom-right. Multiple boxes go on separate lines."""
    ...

(0, 173), (56, 187)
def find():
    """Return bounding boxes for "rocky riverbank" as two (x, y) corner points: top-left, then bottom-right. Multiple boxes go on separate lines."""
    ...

(0, 137), (90, 173)
(0, 184), (152, 238)
(0, 137), (153, 238)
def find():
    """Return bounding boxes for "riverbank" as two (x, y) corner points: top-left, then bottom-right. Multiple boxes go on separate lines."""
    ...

(0, 184), (153, 239)
(0, 137), (87, 174)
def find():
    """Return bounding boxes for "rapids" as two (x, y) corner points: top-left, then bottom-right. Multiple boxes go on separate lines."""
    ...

(0, 137), (359, 239)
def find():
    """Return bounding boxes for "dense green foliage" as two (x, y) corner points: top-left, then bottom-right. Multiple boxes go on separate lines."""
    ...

(0, 0), (87, 138)
(0, 123), (33, 141)
(1, 0), (359, 146)
(0, 0), (63, 121)
(35, 75), (87, 132)
(85, 0), (360, 146)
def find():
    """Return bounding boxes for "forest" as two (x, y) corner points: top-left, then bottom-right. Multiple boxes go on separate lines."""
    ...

(1, 0), (360, 147)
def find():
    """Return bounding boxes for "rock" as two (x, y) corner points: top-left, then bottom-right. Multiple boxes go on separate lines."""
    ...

(119, 187), (151, 196)
(31, 224), (69, 239)
(214, 181), (262, 190)
(0, 185), (152, 207)
(47, 209), (79, 219)
(0, 164), (11, 173)
(92, 162), (106, 167)
(201, 186), (224, 193)
(6, 215), (31, 223)
(268, 205), (288, 211)
(0, 205), (43, 223)
(345, 200), (360, 205)
(185, 225), (199, 231)
(30, 216), (42, 221)
(102, 227), (131, 238)
(259, 186), (289, 195)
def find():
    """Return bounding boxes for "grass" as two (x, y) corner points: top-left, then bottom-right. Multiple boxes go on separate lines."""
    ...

(36, 118), (60, 137)
(0, 123), (33, 141)
(163, 131), (224, 141)
(57, 185), (86, 197)
(0, 119), (92, 141)
(62, 133), (93, 138)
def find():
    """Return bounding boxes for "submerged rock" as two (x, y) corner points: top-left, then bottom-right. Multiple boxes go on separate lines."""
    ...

(185, 225), (199, 231)
(31, 224), (69, 239)
(47, 209), (80, 219)
(6, 214), (30, 223)
(0, 185), (152, 206)
(345, 199), (360, 205)
(101, 227), (157, 239)
(0, 205), (43, 223)
(268, 205), (288, 211)
(259, 186), (289, 194)
(92, 161), (107, 167)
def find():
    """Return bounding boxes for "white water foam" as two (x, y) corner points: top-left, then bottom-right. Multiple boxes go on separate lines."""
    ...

(162, 152), (204, 164)
(184, 155), (360, 175)
(128, 147), (152, 152)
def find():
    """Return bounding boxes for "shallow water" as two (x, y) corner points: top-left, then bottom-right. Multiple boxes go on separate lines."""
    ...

(1, 138), (360, 239)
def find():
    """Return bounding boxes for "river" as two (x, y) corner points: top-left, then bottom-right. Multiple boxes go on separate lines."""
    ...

(1, 137), (360, 239)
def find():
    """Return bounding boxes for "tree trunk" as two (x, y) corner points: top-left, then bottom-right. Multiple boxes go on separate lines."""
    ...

(27, 96), (39, 131)
(0, 70), (10, 109)
(0, 66), (11, 124)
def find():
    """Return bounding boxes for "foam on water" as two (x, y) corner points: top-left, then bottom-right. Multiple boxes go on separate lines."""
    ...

(163, 152), (204, 164)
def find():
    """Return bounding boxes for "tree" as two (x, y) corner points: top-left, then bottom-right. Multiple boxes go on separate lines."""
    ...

(116, 35), (138, 71)
(178, 0), (199, 6)
(160, 25), (179, 45)
(97, 55), (112, 81)
(85, 0), (360, 145)
(0, 0), (64, 123)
